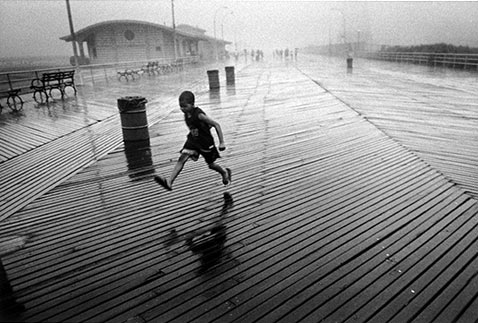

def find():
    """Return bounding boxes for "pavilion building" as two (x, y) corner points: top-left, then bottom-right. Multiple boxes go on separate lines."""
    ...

(60, 20), (230, 65)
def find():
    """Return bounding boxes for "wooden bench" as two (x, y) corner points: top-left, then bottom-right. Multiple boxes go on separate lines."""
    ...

(0, 88), (23, 113)
(30, 70), (77, 103)
(141, 61), (160, 76)
(141, 61), (174, 76)
(117, 60), (178, 81)
(172, 58), (184, 72)
(117, 69), (142, 81)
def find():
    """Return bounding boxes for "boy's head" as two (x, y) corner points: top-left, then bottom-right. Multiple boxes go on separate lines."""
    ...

(179, 91), (195, 112)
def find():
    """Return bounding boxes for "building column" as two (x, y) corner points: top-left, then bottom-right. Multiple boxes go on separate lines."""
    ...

(78, 41), (86, 62)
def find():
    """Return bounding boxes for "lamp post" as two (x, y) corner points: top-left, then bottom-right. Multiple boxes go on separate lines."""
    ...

(331, 8), (346, 48)
(221, 10), (234, 57)
(357, 29), (361, 53)
(328, 25), (331, 55)
(65, 0), (79, 67)
(213, 6), (228, 61)
(65, 0), (84, 85)
(171, 0), (177, 60)
(221, 10), (234, 40)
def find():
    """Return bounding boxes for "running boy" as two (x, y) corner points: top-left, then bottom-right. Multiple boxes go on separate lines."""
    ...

(154, 90), (231, 191)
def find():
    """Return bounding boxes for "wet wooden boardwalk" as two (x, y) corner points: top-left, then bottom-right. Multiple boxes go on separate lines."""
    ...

(1, 56), (477, 323)
(296, 57), (478, 200)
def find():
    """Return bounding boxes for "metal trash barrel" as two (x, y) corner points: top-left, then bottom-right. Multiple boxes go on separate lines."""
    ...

(207, 70), (220, 90)
(225, 66), (235, 85)
(117, 96), (149, 142)
(347, 57), (353, 69)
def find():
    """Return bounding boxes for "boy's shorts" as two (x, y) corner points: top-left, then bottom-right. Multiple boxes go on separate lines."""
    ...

(181, 145), (220, 164)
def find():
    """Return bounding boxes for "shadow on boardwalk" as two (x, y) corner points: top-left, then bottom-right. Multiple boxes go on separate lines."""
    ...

(1, 56), (477, 323)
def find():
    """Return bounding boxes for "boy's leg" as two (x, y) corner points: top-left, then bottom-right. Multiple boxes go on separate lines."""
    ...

(170, 153), (190, 186)
(203, 147), (231, 185)
(208, 162), (232, 185)
(155, 153), (189, 190)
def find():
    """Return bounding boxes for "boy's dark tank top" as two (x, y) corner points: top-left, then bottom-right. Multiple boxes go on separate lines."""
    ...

(185, 107), (214, 149)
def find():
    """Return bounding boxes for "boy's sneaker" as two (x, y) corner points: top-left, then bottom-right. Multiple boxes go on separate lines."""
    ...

(223, 168), (232, 185)
(154, 175), (172, 191)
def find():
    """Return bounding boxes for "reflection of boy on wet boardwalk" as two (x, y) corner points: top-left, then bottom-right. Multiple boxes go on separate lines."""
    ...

(186, 192), (234, 273)
(162, 192), (235, 273)
(154, 91), (231, 191)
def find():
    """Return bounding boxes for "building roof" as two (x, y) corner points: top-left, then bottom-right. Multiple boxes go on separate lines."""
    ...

(177, 24), (207, 35)
(59, 19), (211, 42)
(175, 24), (233, 45)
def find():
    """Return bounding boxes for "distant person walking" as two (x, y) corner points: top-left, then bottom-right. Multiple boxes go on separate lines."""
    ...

(154, 91), (231, 191)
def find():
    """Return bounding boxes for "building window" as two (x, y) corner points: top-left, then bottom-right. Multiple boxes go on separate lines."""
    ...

(156, 46), (161, 51)
(124, 30), (135, 41)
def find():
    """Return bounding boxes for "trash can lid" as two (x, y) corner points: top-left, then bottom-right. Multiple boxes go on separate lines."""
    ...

(118, 96), (148, 112)
(118, 96), (147, 103)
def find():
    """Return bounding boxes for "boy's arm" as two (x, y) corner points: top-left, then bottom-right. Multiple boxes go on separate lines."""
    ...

(199, 114), (226, 150)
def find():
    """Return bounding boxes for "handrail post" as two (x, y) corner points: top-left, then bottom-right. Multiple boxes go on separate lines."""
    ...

(7, 74), (13, 91)
(90, 66), (95, 85)
(104, 66), (108, 84)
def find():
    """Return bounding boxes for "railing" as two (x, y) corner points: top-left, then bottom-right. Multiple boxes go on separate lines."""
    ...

(0, 56), (200, 98)
(364, 52), (478, 70)
(79, 56), (199, 84)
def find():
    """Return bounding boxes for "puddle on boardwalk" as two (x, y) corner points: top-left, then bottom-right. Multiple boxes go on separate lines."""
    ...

(226, 84), (237, 96)
(208, 89), (221, 103)
(123, 140), (155, 181)
(161, 192), (238, 275)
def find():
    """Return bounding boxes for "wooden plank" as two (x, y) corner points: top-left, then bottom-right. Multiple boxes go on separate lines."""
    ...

(179, 177), (452, 323)
(371, 203), (478, 323)
(307, 61), (478, 199)
(318, 197), (477, 323)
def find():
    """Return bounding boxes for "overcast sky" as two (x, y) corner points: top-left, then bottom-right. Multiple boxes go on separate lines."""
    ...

(1, 0), (477, 58)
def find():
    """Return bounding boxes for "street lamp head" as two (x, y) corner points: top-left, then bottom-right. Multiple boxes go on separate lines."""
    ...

(220, 10), (234, 27)
(214, 6), (229, 21)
